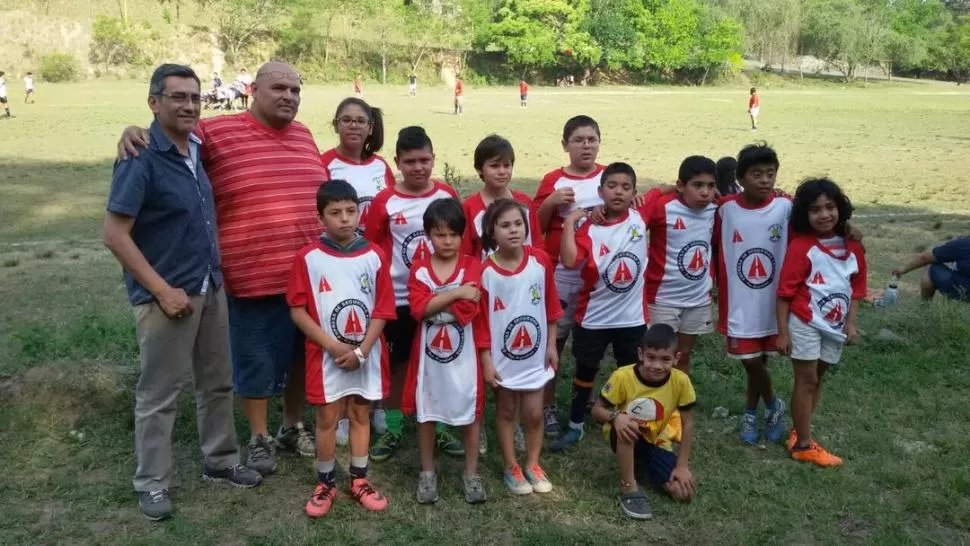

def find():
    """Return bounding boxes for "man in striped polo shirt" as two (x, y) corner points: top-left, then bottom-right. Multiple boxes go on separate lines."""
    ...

(119, 61), (328, 476)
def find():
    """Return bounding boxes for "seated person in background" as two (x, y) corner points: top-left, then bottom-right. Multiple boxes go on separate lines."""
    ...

(892, 236), (970, 302)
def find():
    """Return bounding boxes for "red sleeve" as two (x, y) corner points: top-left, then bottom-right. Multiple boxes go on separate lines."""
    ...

(476, 282), (492, 349)
(441, 182), (459, 199)
(850, 243), (868, 300)
(451, 258), (481, 326)
(538, 250), (563, 321)
(195, 118), (212, 162)
(365, 191), (390, 248)
(777, 238), (812, 299)
(372, 247), (397, 320)
(637, 187), (664, 227)
(528, 204), (546, 251)
(407, 261), (433, 321)
(384, 164), (397, 188)
(532, 171), (559, 230)
(461, 198), (481, 257)
(573, 223), (592, 265)
(284, 250), (310, 308)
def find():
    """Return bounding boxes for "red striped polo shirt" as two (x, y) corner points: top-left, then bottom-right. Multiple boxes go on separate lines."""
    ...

(196, 112), (329, 298)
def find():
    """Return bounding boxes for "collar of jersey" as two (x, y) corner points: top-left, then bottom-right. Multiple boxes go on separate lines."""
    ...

(634, 365), (671, 388)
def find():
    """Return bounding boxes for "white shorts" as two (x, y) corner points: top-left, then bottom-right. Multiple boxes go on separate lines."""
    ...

(555, 277), (582, 340)
(750, 107), (760, 117)
(648, 304), (714, 335)
(789, 314), (843, 364)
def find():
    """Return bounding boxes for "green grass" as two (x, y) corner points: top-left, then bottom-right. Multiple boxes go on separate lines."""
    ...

(1, 81), (970, 545)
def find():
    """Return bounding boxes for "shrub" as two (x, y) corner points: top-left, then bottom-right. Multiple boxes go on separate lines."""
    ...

(40, 53), (81, 82)
(90, 14), (142, 69)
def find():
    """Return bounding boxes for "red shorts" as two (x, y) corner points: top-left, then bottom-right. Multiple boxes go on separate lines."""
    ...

(726, 335), (778, 360)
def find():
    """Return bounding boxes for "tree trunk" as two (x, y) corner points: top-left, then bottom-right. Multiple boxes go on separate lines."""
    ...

(381, 28), (387, 84)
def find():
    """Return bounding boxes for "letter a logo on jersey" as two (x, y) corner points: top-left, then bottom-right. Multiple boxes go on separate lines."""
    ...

(493, 297), (506, 312)
(413, 240), (431, 262)
(810, 272), (826, 285)
(748, 256), (768, 280)
(688, 249), (705, 272)
(599, 244), (611, 257)
(613, 261), (634, 283)
(732, 230), (744, 243)
(510, 325), (533, 350)
(343, 310), (365, 336)
(673, 217), (687, 230)
(430, 326), (453, 352)
(393, 212), (408, 225)
(319, 276), (332, 292)
(824, 302), (843, 324)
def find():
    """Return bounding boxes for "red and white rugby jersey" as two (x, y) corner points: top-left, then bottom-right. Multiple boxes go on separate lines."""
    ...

(285, 241), (396, 405)
(365, 181), (459, 306)
(714, 193), (792, 338)
(572, 211), (649, 329)
(320, 149), (396, 235)
(532, 165), (605, 283)
(403, 255), (487, 426)
(461, 191), (545, 258)
(777, 235), (866, 342)
(479, 248), (563, 391)
(642, 190), (717, 308)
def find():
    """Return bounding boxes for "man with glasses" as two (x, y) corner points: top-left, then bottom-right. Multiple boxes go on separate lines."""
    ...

(118, 61), (328, 479)
(104, 64), (263, 521)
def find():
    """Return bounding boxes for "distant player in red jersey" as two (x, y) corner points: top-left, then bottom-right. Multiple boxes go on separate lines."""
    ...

(519, 80), (529, 108)
(748, 87), (760, 131)
(454, 75), (464, 115)
(354, 74), (364, 98)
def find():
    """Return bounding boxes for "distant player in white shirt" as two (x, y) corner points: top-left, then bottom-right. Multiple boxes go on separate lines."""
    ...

(235, 68), (252, 109)
(0, 71), (11, 118)
(24, 72), (35, 104)
(478, 199), (561, 495)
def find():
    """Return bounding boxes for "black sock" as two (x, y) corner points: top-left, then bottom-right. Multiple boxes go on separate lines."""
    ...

(349, 465), (367, 480)
(317, 470), (336, 486)
(569, 365), (598, 425)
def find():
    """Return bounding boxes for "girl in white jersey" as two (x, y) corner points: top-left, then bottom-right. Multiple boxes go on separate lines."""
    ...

(479, 199), (562, 495)
(531, 115), (606, 436)
(776, 178), (865, 468)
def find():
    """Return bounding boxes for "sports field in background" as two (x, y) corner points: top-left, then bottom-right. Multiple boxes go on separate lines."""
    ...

(1, 80), (969, 545)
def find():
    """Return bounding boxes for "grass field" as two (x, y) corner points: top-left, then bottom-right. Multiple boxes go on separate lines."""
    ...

(1, 80), (970, 545)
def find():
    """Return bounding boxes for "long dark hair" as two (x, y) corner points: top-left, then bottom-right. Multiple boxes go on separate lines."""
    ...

(333, 97), (384, 161)
(481, 198), (530, 252)
(791, 177), (854, 236)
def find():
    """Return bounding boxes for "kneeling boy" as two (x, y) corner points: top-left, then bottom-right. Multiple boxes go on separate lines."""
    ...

(591, 324), (696, 520)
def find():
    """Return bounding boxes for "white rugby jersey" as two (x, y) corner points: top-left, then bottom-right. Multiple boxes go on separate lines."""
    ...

(403, 255), (486, 426)
(285, 241), (396, 404)
(479, 248), (563, 390)
(365, 181), (458, 306)
(532, 165), (605, 285)
(777, 235), (867, 342)
(572, 210), (649, 329)
(461, 191), (545, 258)
(320, 149), (396, 235)
(642, 191), (717, 308)
(715, 193), (792, 338)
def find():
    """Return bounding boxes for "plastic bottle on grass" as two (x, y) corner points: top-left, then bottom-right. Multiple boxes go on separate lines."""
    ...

(883, 275), (900, 307)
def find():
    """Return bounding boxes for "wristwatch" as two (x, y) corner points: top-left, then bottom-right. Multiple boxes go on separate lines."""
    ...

(353, 347), (366, 364)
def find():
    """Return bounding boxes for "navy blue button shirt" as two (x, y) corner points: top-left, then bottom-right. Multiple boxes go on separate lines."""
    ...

(107, 120), (222, 305)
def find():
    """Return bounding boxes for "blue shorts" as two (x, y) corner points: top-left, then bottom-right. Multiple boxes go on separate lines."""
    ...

(228, 294), (303, 398)
(929, 264), (970, 301)
(609, 426), (677, 487)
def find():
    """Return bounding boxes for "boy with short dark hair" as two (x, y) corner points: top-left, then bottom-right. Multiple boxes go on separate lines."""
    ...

(0, 71), (10, 118)
(714, 143), (789, 445)
(287, 180), (394, 517)
(590, 323), (697, 520)
(551, 162), (649, 452)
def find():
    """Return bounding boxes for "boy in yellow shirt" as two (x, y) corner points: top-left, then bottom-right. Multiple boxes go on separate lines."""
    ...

(591, 323), (696, 520)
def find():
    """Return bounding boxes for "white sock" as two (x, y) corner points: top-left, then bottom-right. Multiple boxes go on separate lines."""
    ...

(316, 459), (335, 473)
(568, 421), (584, 431)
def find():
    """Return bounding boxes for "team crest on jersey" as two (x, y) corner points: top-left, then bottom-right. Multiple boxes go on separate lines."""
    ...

(817, 293), (850, 329)
(424, 322), (465, 363)
(359, 273), (372, 294)
(501, 315), (541, 361)
(373, 175), (385, 192)
(602, 251), (642, 293)
(677, 241), (710, 281)
(330, 299), (370, 345)
(356, 197), (372, 235)
(768, 224), (783, 243)
(402, 231), (432, 268)
(736, 248), (776, 289)
(529, 283), (542, 305)
(627, 225), (644, 243)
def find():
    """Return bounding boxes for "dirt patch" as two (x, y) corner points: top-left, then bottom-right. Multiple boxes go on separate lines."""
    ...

(36, 501), (70, 526)
(893, 438), (938, 455)
(839, 514), (876, 540)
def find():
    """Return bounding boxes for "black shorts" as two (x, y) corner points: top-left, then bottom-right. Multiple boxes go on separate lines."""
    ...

(0, 96), (7, 104)
(572, 324), (646, 369)
(520, 94), (527, 101)
(384, 306), (417, 368)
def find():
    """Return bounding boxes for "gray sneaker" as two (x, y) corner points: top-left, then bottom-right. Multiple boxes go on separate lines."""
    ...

(138, 489), (173, 521)
(463, 473), (487, 504)
(247, 434), (278, 475)
(619, 489), (652, 520)
(203, 463), (263, 488)
(543, 405), (560, 437)
(416, 470), (439, 504)
(276, 423), (315, 457)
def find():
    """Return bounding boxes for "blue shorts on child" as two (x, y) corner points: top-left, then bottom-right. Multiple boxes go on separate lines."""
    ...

(608, 426), (677, 487)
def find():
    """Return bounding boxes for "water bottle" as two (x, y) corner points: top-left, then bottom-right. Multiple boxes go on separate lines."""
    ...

(883, 275), (900, 307)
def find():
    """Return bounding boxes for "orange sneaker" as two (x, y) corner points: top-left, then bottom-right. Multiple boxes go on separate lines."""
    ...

(786, 429), (798, 451)
(305, 482), (337, 518)
(790, 441), (843, 467)
(349, 477), (389, 511)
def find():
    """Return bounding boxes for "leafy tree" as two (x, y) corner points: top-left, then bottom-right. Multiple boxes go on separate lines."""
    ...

(204, 0), (283, 64)
(801, 0), (869, 80)
(40, 52), (81, 82)
(89, 14), (143, 69)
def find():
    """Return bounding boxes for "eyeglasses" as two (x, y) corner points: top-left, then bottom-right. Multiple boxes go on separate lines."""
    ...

(156, 93), (202, 105)
(568, 136), (600, 146)
(336, 116), (372, 127)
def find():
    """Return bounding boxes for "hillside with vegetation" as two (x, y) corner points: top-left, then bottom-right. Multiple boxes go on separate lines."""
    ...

(3, 0), (970, 85)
